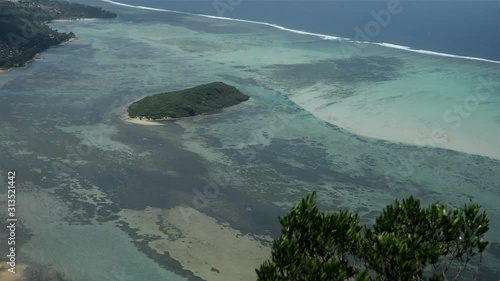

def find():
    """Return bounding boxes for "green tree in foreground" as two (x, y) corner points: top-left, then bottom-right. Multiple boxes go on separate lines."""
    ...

(256, 193), (489, 281)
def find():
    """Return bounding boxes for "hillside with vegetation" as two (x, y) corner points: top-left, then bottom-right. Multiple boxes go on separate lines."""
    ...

(0, 0), (116, 70)
(128, 82), (250, 120)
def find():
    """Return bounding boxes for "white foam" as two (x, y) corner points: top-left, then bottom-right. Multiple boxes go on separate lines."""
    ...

(101, 0), (500, 65)
(100, 0), (344, 40)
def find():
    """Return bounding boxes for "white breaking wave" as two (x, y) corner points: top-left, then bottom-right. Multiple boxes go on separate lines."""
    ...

(101, 0), (500, 65)
(357, 42), (500, 64)
(100, 0), (343, 40)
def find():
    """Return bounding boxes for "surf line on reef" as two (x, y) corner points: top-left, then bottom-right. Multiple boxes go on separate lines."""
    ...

(101, 0), (500, 65)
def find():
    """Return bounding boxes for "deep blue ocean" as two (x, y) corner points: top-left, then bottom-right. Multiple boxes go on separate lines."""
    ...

(112, 0), (500, 61)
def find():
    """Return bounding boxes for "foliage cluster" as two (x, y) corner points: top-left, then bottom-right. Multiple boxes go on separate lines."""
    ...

(257, 193), (489, 281)
(128, 82), (250, 119)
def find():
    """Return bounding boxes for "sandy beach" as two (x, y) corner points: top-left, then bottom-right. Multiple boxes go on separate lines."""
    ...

(124, 117), (164, 126)
(123, 106), (165, 126)
(0, 37), (76, 74)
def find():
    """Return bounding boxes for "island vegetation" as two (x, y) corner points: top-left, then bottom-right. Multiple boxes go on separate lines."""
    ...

(127, 82), (250, 120)
(0, 0), (116, 70)
(257, 192), (489, 281)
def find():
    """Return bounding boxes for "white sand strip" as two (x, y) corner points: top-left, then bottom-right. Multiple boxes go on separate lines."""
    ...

(124, 118), (164, 126)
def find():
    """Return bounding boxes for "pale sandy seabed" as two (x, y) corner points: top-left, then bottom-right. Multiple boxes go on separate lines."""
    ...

(119, 206), (272, 281)
(0, 37), (75, 74)
(287, 82), (500, 160)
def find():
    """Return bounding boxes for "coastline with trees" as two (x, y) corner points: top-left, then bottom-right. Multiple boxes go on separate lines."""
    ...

(0, 0), (116, 71)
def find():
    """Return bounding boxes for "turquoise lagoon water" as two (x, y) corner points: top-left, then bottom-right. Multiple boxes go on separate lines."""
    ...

(0, 2), (499, 280)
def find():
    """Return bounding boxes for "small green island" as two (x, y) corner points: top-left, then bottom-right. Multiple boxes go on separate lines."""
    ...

(127, 82), (250, 120)
(0, 0), (116, 71)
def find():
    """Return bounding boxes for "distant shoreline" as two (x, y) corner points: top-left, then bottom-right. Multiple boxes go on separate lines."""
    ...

(124, 112), (164, 126)
(0, 54), (40, 73)
(0, 37), (77, 73)
(0, 0), (116, 72)
(50, 18), (99, 23)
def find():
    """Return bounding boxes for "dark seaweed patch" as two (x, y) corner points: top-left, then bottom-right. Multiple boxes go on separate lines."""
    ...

(268, 55), (404, 88)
